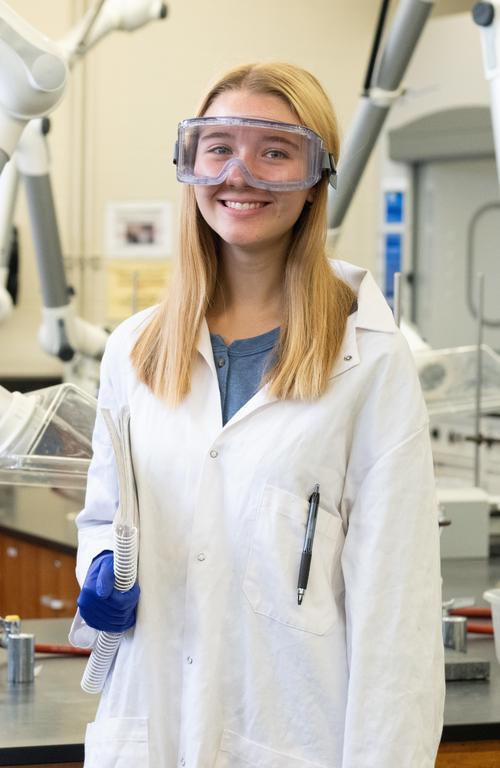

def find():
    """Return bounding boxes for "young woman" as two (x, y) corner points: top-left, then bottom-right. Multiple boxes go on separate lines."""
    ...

(71, 62), (445, 768)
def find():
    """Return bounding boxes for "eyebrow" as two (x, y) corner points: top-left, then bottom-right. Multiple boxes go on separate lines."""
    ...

(199, 131), (233, 142)
(198, 130), (301, 152)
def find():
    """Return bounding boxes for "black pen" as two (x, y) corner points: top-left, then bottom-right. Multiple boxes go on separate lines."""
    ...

(297, 484), (320, 605)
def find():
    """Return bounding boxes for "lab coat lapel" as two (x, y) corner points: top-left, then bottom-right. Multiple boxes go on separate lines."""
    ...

(223, 385), (278, 430)
(196, 319), (218, 379)
(196, 319), (278, 432)
(194, 319), (224, 437)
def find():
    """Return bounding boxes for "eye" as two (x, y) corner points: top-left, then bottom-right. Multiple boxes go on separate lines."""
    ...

(264, 148), (288, 160)
(207, 145), (232, 156)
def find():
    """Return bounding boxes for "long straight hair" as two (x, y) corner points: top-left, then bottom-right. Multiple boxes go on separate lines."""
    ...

(131, 63), (356, 404)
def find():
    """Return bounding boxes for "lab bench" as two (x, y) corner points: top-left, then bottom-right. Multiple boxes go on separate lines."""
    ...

(1, 606), (500, 768)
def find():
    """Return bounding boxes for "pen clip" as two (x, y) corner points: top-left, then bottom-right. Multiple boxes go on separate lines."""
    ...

(309, 483), (320, 502)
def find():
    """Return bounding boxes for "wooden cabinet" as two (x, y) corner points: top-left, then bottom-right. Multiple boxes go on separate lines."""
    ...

(436, 740), (500, 766)
(0, 530), (79, 619)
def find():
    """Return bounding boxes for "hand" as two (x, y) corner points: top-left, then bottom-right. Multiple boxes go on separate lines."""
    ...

(77, 551), (140, 633)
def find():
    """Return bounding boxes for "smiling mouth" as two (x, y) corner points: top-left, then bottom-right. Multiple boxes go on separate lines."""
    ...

(221, 201), (270, 210)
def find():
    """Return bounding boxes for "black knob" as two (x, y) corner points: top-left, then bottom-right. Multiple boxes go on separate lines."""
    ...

(59, 344), (75, 362)
(159, 3), (168, 19)
(473, 2), (495, 27)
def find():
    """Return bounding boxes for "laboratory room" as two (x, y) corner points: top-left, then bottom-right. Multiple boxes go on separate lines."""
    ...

(2, 0), (500, 765)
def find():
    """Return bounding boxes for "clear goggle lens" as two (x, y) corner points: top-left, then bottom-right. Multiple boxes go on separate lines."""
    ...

(174, 117), (336, 191)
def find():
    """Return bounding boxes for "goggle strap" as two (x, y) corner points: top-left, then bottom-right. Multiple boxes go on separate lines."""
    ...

(323, 151), (337, 189)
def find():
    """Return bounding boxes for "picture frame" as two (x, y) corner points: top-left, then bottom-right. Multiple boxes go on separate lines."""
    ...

(105, 200), (172, 258)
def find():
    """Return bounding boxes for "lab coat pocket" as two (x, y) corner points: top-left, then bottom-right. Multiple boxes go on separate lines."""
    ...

(84, 716), (149, 767)
(242, 485), (344, 635)
(215, 729), (327, 768)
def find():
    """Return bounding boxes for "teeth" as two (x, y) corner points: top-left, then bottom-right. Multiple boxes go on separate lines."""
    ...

(224, 201), (266, 210)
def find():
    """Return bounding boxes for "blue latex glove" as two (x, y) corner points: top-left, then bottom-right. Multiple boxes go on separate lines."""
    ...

(77, 551), (140, 633)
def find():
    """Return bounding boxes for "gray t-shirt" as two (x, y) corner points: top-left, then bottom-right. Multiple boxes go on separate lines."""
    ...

(210, 326), (280, 425)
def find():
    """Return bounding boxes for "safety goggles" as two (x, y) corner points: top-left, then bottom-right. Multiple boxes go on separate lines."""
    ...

(173, 117), (337, 191)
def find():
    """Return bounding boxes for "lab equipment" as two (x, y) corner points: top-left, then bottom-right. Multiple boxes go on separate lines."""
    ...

(473, 1), (500, 190)
(437, 487), (491, 560)
(0, 0), (167, 371)
(483, 589), (500, 662)
(77, 551), (140, 633)
(442, 615), (467, 653)
(0, 615), (35, 684)
(0, 0), (67, 175)
(174, 117), (337, 191)
(7, 633), (35, 683)
(329, 0), (434, 238)
(0, 381), (95, 488)
(0, 158), (17, 322)
(415, 345), (500, 418)
(81, 407), (139, 695)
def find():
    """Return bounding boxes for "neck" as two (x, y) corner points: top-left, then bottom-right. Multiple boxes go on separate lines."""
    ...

(207, 240), (288, 341)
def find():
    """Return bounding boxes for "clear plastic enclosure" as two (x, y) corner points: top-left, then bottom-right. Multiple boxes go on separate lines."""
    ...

(0, 382), (96, 488)
(415, 344), (500, 417)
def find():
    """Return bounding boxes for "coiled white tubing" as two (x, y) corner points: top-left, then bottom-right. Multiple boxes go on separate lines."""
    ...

(81, 525), (138, 694)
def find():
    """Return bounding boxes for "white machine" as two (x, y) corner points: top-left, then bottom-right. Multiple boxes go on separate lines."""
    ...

(0, 0), (166, 371)
(0, 0), (67, 175)
(0, 0), (165, 486)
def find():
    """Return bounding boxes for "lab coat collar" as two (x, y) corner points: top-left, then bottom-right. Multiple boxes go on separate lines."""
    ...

(195, 260), (396, 426)
(332, 259), (397, 334)
(197, 319), (218, 378)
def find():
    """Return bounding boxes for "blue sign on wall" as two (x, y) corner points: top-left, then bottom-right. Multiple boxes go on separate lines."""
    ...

(385, 191), (404, 224)
(384, 232), (402, 300)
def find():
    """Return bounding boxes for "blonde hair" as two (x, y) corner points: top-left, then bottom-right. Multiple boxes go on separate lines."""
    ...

(131, 62), (355, 404)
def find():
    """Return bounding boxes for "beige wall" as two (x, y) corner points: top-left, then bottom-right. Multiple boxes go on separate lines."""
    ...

(0, 0), (436, 377)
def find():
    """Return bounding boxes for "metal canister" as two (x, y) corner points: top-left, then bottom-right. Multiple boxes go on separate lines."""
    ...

(442, 615), (467, 653)
(7, 632), (35, 684)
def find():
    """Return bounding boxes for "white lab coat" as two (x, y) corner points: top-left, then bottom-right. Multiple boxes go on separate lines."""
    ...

(70, 260), (445, 768)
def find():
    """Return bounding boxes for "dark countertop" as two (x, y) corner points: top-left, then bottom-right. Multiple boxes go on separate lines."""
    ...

(0, 563), (500, 763)
(0, 619), (96, 766)
(0, 485), (83, 554)
(441, 557), (500, 741)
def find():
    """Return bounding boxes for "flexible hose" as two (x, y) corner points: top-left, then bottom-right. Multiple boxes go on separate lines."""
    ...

(80, 524), (138, 693)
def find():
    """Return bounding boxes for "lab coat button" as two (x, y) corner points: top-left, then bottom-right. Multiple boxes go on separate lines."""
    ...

(210, 449), (218, 458)
(187, 656), (193, 664)
(180, 759), (185, 766)
(344, 354), (352, 361)
(197, 553), (206, 561)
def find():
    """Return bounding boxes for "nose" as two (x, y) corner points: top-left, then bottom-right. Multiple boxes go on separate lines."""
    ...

(224, 159), (248, 187)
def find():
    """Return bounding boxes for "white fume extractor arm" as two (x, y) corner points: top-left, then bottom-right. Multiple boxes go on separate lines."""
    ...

(0, 0), (67, 175)
(472, 2), (500, 190)
(15, 119), (110, 361)
(0, 0), (167, 360)
(59, 0), (167, 65)
(328, 0), (434, 245)
(0, 157), (18, 321)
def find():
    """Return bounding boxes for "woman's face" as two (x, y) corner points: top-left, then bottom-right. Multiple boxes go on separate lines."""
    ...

(194, 90), (313, 256)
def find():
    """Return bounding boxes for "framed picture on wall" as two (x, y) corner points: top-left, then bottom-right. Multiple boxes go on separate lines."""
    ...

(105, 200), (172, 258)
